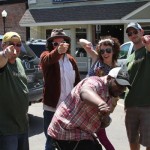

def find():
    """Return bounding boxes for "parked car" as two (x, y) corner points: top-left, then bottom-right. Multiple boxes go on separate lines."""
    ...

(0, 35), (44, 105)
(26, 39), (46, 58)
(117, 41), (134, 66)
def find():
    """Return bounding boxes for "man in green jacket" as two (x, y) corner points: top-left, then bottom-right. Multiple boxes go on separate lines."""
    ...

(125, 22), (150, 150)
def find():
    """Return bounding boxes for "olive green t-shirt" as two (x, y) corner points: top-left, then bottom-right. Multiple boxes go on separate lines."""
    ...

(0, 58), (29, 135)
(125, 47), (150, 107)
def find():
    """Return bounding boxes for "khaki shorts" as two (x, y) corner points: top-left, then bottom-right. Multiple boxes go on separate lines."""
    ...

(125, 106), (150, 147)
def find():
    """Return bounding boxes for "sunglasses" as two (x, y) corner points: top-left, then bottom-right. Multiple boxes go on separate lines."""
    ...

(8, 42), (22, 47)
(52, 41), (66, 47)
(100, 48), (112, 55)
(127, 30), (138, 37)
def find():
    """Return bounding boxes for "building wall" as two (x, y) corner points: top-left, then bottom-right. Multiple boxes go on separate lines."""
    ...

(27, 0), (150, 71)
(0, 3), (27, 41)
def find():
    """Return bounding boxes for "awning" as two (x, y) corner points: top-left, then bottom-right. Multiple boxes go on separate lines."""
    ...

(19, 1), (149, 27)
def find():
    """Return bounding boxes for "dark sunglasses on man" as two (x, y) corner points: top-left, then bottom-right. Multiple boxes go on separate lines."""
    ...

(100, 48), (112, 55)
(127, 30), (138, 37)
(52, 41), (67, 47)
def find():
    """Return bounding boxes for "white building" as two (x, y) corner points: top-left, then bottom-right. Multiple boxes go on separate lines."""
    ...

(20, 0), (150, 72)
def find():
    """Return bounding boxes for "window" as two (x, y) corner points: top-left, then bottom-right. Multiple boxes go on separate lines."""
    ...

(46, 29), (52, 39)
(75, 28), (87, 57)
(143, 26), (150, 35)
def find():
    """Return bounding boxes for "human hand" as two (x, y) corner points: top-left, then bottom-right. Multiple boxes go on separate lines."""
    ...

(79, 39), (91, 46)
(3, 45), (17, 59)
(79, 39), (94, 51)
(142, 35), (150, 52)
(98, 101), (110, 116)
(58, 43), (69, 54)
(98, 102), (111, 128)
(100, 115), (112, 128)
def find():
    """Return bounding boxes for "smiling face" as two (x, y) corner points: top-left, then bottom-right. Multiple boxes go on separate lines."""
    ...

(126, 27), (144, 45)
(99, 44), (113, 66)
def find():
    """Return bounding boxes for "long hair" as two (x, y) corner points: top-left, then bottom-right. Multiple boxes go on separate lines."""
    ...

(96, 37), (120, 65)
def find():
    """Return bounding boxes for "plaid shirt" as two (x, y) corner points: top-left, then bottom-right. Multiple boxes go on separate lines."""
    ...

(48, 76), (112, 141)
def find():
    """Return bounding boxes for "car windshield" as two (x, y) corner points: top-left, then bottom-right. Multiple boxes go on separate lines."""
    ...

(119, 43), (132, 59)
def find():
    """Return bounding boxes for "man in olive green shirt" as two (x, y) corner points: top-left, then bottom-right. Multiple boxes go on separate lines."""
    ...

(0, 32), (29, 150)
(125, 22), (150, 150)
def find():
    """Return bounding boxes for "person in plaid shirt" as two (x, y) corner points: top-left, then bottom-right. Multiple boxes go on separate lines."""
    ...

(48, 67), (131, 150)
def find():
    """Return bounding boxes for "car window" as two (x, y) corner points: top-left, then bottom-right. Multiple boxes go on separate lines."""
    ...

(119, 43), (132, 59)
(28, 44), (46, 58)
(19, 43), (36, 60)
(26, 40), (46, 58)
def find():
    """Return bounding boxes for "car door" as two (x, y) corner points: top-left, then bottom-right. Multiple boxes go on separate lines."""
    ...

(20, 42), (43, 104)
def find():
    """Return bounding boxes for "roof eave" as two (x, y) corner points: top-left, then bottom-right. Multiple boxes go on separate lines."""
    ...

(19, 20), (125, 27)
(19, 18), (150, 27)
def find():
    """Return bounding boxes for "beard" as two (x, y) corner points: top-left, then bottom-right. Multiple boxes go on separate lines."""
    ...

(108, 81), (122, 97)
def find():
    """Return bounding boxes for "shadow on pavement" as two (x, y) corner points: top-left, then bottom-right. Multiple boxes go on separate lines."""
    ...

(28, 114), (44, 137)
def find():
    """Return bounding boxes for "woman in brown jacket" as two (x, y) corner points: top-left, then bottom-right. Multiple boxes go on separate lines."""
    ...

(40, 29), (80, 150)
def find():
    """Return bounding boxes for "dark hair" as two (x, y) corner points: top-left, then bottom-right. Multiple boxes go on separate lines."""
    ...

(96, 37), (120, 65)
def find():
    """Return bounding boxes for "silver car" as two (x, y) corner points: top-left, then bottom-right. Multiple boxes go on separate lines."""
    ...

(117, 41), (134, 66)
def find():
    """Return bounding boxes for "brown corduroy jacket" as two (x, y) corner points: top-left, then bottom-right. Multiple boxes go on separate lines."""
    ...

(40, 49), (81, 108)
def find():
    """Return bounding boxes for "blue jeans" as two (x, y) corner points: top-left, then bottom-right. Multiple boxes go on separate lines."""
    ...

(43, 110), (55, 150)
(0, 132), (29, 150)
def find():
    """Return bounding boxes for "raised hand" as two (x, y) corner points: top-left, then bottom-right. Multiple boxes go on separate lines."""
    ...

(58, 42), (69, 54)
(3, 45), (17, 59)
(142, 35), (150, 52)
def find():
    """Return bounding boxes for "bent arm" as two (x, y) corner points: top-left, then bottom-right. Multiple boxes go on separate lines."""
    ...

(80, 87), (110, 115)
(0, 51), (8, 68)
(82, 44), (98, 63)
(40, 48), (62, 66)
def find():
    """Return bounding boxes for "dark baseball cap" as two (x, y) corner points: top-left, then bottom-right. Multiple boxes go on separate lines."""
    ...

(126, 22), (142, 33)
